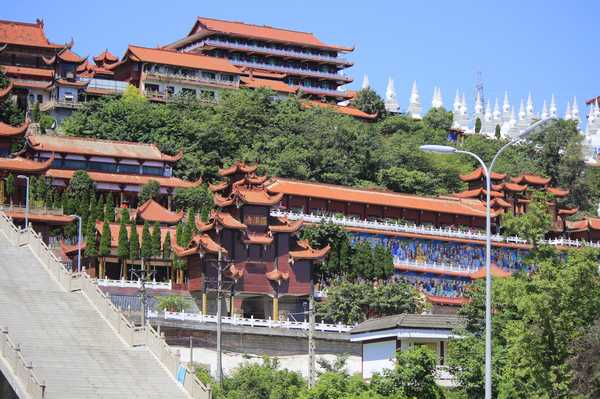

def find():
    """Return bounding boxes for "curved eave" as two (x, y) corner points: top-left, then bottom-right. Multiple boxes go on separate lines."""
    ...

(270, 219), (303, 233)
(0, 153), (54, 173)
(161, 149), (184, 162)
(0, 82), (13, 99)
(289, 244), (330, 261)
(238, 191), (284, 206)
(208, 181), (228, 192)
(425, 295), (470, 306)
(0, 121), (29, 137)
(266, 269), (290, 282)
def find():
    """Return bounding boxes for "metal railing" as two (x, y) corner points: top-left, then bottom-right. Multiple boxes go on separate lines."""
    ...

(394, 258), (478, 274)
(145, 71), (239, 87)
(97, 278), (172, 290)
(39, 100), (83, 112)
(231, 60), (352, 82)
(271, 210), (600, 249)
(147, 309), (352, 333)
(0, 204), (64, 216)
(0, 213), (211, 399)
(200, 39), (352, 64)
(0, 328), (46, 398)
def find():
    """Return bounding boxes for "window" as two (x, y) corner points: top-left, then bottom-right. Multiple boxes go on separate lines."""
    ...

(145, 84), (159, 92)
(201, 71), (216, 80)
(118, 164), (139, 174)
(167, 86), (175, 95)
(181, 88), (196, 96)
(220, 74), (234, 82)
(88, 161), (117, 173)
(142, 165), (163, 176)
(199, 90), (215, 99)
(64, 92), (74, 102)
(37, 94), (43, 103)
(63, 159), (87, 170)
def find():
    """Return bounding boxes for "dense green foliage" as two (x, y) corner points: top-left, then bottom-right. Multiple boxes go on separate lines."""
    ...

(501, 191), (553, 246)
(157, 295), (190, 312)
(448, 246), (600, 398)
(316, 280), (418, 325)
(60, 89), (595, 213)
(0, 69), (25, 126)
(138, 180), (160, 203)
(351, 87), (385, 116)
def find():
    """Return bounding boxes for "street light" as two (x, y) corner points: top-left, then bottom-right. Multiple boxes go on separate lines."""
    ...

(420, 117), (556, 399)
(16, 175), (29, 230)
(69, 214), (82, 273)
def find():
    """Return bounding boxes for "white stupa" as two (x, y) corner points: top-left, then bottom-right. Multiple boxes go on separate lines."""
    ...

(406, 81), (422, 119)
(384, 78), (400, 113)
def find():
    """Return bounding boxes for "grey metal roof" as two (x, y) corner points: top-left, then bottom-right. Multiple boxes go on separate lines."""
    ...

(350, 313), (465, 334)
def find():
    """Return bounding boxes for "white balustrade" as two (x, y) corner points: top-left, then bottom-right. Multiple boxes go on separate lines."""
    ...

(97, 278), (172, 290)
(147, 310), (352, 333)
(271, 210), (599, 249)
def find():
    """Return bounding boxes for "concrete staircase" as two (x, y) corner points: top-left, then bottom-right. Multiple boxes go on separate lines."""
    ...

(0, 213), (211, 399)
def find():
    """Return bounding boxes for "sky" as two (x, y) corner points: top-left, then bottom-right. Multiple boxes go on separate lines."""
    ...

(5, 0), (599, 117)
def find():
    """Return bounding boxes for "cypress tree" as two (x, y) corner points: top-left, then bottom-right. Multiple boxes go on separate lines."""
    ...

(117, 208), (129, 279)
(88, 194), (97, 221)
(151, 222), (162, 258)
(129, 219), (140, 260)
(84, 217), (98, 257)
(175, 222), (184, 246)
(95, 194), (104, 222)
(141, 221), (152, 259)
(181, 209), (195, 246)
(163, 231), (172, 259)
(105, 192), (115, 222)
(99, 217), (111, 257)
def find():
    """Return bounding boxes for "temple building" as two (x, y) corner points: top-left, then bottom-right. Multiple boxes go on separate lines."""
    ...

(165, 17), (354, 103)
(16, 133), (200, 208)
(172, 162), (329, 321)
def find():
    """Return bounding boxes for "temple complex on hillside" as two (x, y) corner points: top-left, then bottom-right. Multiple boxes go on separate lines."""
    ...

(165, 17), (354, 103)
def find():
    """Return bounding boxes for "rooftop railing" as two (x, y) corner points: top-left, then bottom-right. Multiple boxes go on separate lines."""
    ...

(145, 71), (238, 87)
(97, 278), (172, 290)
(271, 210), (600, 249)
(200, 39), (352, 64)
(231, 60), (353, 82)
(147, 309), (352, 333)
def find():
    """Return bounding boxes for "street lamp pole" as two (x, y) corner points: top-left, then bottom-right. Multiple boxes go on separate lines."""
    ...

(420, 117), (556, 399)
(16, 175), (29, 230)
(69, 214), (82, 273)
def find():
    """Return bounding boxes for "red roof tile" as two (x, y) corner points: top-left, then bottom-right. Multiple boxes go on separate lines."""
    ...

(235, 187), (284, 206)
(126, 45), (240, 74)
(218, 161), (258, 176)
(5, 210), (74, 224)
(208, 181), (228, 192)
(0, 155), (53, 172)
(289, 239), (330, 261)
(242, 232), (274, 245)
(43, 48), (85, 65)
(302, 101), (377, 120)
(268, 178), (499, 218)
(425, 295), (470, 306)
(501, 182), (527, 192)
(266, 269), (289, 282)
(491, 198), (512, 208)
(459, 167), (507, 182)
(45, 169), (200, 189)
(190, 17), (353, 52)
(28, 134), (183, 162)
(469, 264), (512, 279)
(558, 207), (578, 216)
(270, 217), (303, 233)
(454, 188), (503, 199)
(0, 121), (28, 137)
(240, 76), (297, 93)
(0, 19), (61, 48)
(511, 174), (551, 186)
(212, 210), (246, 230)
(93, 49), (118, 64)
(136, 199), (184, 224)
(566, 219), (588, 232)
(2, 65), (54, 79)
(547, 187), (569, 197)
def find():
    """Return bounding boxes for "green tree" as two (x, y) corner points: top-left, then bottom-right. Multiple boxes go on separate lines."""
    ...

(129, 219), (140, 260)
(569, 318), (600, 398)
(94, 194), (104, 222)
(370, 346), (443, 399)
(67, 170), (94, 199)
(157, 295), (189, 312)
(117, 208), (129, 278)
(371, 282), (418, 317)
(302, 222), (351, 279)
(316, 281), (372, 325)
(302, 371), (377, 399)
(151, 221), (162, 258)
(350, 87), (385, 117)
(501, 191), (553, 247)
(139, 179), (160, 204)
(173, 185), (212, 214)
(180, 209), (195, 246)
(350, 241), (375, 280)
(495, 124), (501, 139)
(140, 221), (152, 259)
(423, 107), (453, 131)
(104, 192), (115, 222)
(84, 217), (98, 258)
(98, 217), (111, 257)
(163, 231), (172, 259)
(475, 117), (482, 133)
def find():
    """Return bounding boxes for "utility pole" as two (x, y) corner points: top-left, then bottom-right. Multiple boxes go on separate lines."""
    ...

(216, 251), (223, 385)
(131, 260), (155, 328)
(308, 282), (316, 388)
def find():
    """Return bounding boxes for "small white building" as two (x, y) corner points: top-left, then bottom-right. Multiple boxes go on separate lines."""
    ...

(349, 314), (464, 386)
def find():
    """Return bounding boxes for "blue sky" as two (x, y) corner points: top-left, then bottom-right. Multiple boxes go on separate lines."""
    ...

(5, 0), (598, 116)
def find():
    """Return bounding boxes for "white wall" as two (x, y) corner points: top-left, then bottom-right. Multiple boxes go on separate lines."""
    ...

(362, 340), (396, 379)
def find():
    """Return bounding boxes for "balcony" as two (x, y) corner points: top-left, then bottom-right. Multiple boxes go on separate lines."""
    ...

(291, 85), (351, 98)
(144, 71), (238, 88)
(143, 89), (217, 104)
(270, 210), (600, 249)
(39, 100), (82, 112)
(79, 77), (128, 93)
(230, 60), (353, 82)
(97, 278), (172, 290)
(199, 39), (353, 65)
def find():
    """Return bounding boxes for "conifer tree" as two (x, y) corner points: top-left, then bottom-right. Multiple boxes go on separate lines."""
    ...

(129, 219), (140, 260)
(141, 221), (152, 259)
(84, 217), (98, 258)
(117, 208), (129, 279)
(163, 231), (172, 259)
(95, 194), (104, 222)
(98, 217), (112, 279)
(181, 209), (195, 246)
(88, 194), (97, 222)
(175, 222), (184, 246)
(151, 222), (162, 258)
(105, 192), (115, 222)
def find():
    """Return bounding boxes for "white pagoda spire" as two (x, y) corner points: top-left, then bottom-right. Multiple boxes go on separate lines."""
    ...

(564, 100), (572, 120)
(518, 98), (526, 120)
(503, 91), (510, 114)
(541, 100), (549, 119)
(485, 100), (492, 121)
(474, 90), (483, 115)
(384, 78), (400, 113)
(431, 86), (443, 109)
(526, 92), (535, 119)
(437, 87), (444, 109)
(571, 96), (580, 124)
(461, 93), (468, 114)
(549, 94), (557, 118)
(407, 81), (422, 119)
(361, 74), (369, 90)
(453, 89), (461, 112)
(493, 98), (501, 120)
